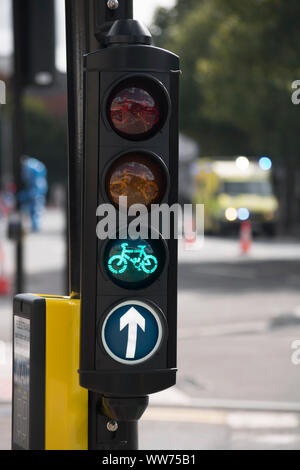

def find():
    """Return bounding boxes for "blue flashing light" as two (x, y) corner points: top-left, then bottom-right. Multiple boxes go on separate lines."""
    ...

(259, 156), (272, 171)
(238, 208), (250, 221)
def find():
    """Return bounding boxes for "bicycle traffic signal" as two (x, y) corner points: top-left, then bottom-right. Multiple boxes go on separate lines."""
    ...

(79, 19), (180, 397)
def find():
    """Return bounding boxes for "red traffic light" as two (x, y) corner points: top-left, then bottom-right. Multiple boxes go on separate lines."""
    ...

(107, 77), (169, 140)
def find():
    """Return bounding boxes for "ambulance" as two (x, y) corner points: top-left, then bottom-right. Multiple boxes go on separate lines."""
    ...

(193, 157), (279, 235)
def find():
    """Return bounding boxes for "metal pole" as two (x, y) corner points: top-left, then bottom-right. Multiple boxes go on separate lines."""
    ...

(12, 0), (25, 294)
(65, 0), (134, 297)
(65, 0), (99, 298)
(65, 0), (140, 451)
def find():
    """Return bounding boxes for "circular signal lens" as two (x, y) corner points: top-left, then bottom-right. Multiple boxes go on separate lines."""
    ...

(107, 77), (168, 140)
(106, 152), (167, 209)
(101, 300), (164, 365)
(103, 237), (166, 289)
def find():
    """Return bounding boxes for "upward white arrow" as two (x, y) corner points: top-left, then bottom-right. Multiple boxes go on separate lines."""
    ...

(120, 307), (146, 359)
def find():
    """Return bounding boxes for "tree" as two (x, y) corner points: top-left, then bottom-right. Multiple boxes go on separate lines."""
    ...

(153, 0), (300, 159)
(153, 0), (251, 154)
(152, 0), (300, 228)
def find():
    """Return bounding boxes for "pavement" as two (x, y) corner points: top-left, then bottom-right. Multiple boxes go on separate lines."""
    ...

(1, 209), (300, 450)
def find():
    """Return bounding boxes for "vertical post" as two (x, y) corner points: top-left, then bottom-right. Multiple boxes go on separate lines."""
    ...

(12, 0), (25, 293)
(65, 0), (138, 450)
(65, 0), (99, 298)
(65, 0), (133, 297)
(12, 0), (56, 294)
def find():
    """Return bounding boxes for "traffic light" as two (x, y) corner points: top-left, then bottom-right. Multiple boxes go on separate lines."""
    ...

(79, 19), (180, 397)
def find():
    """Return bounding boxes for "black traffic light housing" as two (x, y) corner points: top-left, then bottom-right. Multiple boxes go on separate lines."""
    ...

(79, 19), (180, 397)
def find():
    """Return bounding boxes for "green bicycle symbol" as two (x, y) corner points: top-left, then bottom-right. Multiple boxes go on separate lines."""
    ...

(108, 243), (158, 275)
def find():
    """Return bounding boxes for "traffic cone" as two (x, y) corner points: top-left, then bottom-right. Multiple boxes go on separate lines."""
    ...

(184, 215), (196, 248)
(240, 220), (252, 255)
(0, 241), (11, 296)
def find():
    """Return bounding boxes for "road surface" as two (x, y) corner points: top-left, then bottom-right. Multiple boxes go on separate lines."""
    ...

(1, 209), (300, 450)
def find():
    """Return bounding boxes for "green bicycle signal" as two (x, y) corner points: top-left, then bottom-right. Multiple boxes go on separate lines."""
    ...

(108, 243), (158, 275)
(103, 237), (166, 289)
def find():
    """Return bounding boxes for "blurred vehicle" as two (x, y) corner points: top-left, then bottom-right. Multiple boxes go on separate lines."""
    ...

(193, 157), (279, 236)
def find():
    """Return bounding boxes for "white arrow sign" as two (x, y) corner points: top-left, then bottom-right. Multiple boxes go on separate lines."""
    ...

(120, 307), (146, 359)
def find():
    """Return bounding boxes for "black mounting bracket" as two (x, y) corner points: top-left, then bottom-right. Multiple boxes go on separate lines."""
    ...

(89, 395), (149, 450)
(94, 0), (133, 45)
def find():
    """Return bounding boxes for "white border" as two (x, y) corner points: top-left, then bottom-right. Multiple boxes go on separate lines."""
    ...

(101, 300), (163, 365)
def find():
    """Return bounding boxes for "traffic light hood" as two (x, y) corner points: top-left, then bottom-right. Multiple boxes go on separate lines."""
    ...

(105, 19), (152, 46)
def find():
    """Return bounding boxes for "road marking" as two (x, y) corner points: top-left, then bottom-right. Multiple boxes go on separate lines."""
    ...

(177, 398), (300, 413)
(144, 407), (300, 430)
(149, 390), (300, 413)
(144, 407), (227, 425)
(247, 433), (300, 445)
(227, 412), (299, 429)
(150, 387), (191, 407)
(178, 321), (267, 339)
